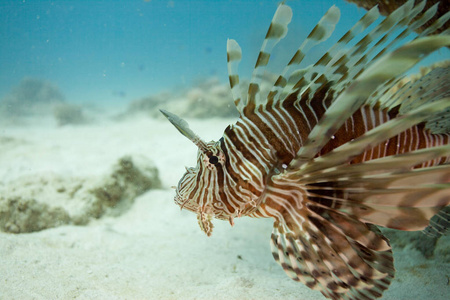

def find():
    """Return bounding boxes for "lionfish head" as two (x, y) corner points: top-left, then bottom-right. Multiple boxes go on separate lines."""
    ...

(160, 109), (231, 236)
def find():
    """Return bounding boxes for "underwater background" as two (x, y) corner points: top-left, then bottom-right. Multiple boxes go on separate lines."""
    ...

(0, 0), (360, 104)
(0, 1), (449, 299)
(2, 0), (446, 107)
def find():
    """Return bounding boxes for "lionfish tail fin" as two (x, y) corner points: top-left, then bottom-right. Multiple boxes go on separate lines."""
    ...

(271, 207), (393, 299)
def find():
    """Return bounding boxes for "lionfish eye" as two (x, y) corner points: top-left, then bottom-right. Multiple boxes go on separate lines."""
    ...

(209, 155), (219, 165)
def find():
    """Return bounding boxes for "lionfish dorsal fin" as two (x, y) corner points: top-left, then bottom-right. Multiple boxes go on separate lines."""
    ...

(417, 4), (450, 37)
(269, 5), (340, 103)
(325, 0), (420, 92)
(288, 34), (450, 171)
(227, 39), (243, 112)
(293, 98), (450, 177)
(292, 5), (380, 91)
(246, 4), (292, 107)
(283, 0), (428, 111)
(159, 109), (208, 153)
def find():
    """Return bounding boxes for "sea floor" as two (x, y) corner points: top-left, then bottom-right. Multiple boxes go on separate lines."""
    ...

(0, 113), (449, 300)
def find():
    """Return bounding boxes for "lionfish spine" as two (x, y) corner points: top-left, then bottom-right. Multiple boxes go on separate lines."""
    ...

(227, 39), (243, 110)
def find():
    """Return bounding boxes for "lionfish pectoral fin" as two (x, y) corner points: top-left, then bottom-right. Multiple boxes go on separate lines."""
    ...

(270, 204), (393, 300)
(292, 139), (449, 231)
(423, 206), (450, 238)
(272, 5), (340, 102)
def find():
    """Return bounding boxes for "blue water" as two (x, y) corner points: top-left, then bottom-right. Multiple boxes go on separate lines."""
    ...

(0, 0), (447, 107)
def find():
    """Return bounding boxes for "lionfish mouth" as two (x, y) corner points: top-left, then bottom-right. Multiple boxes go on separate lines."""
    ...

(175, 194), (224, 216)
(174, 194), (192, 211)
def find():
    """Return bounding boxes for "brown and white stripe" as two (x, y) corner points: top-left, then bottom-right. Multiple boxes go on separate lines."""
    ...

(162, 1), (449, 299)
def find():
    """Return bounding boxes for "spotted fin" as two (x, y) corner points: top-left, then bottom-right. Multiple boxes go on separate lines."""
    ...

(376, 65), (450, 134)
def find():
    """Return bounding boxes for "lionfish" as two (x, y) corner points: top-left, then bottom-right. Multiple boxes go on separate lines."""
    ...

(161, 0), (450, 299)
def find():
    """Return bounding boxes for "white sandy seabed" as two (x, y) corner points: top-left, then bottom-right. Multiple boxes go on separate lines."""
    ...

(0, 113), (449, 300)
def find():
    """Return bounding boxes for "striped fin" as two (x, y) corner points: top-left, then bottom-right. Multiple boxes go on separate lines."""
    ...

(370, 63), (449, 114)
(300, 144), (450, 184)
(342, 1), (420, 70)
(407, 1), (443, 38)
(285, 2), (402, 100)
(399, 67), (450, 134)
(363, 4), (444, 108)
(271, 204), (394, 299)
(360, 1), (448, 76)
(268, 5), (340, 103)
(281, 5), (380, 98)
(328, 0), (420, 93)
(290, 0), (429, 109)
(267, 158), (448, 297)
(288, 35), (450, 170)
(366, 2), (440, 85)
(268, 147), (448, 298)
(294, 98), (450, 176)
(423, 206), (450, 237)
(227, 39), (243, 112)
(416, 6), (450, 37)
(247, 4), (292, 107)
(302, 164), (450, 231)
